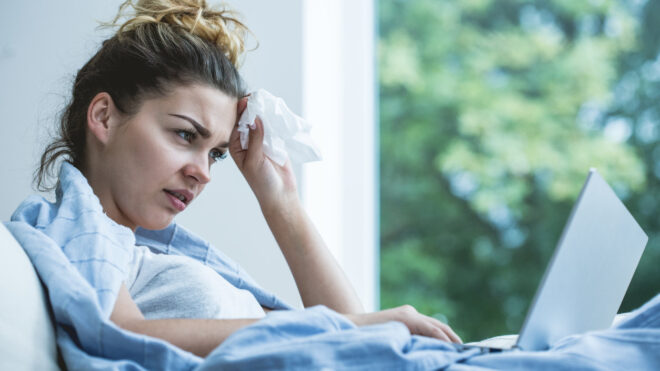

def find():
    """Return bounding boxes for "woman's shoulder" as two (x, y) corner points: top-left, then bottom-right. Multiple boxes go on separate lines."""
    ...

(10, 194), (54, 227)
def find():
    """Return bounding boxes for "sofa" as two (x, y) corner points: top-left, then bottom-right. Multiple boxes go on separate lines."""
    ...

(0, 222), (61, 370)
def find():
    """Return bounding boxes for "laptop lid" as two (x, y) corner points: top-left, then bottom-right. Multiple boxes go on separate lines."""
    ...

(515, 169), (648, 351)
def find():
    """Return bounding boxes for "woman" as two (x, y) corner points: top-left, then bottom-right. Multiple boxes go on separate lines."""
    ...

(28, 0), (460, 360)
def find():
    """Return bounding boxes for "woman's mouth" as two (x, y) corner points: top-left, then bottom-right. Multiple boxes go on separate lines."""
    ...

(164, 189), (193, 211)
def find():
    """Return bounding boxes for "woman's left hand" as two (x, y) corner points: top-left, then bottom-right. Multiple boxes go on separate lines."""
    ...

(345, 305), (462, 344)
(229, 97), (298, 214)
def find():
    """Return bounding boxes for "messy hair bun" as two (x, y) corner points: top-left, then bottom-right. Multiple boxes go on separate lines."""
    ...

(111, 0), (249, 67)
(36, 0), (250, 191)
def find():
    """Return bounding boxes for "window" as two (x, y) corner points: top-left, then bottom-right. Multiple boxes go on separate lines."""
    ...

(301, 0), (378, 311)
(378, 0), (660, 341)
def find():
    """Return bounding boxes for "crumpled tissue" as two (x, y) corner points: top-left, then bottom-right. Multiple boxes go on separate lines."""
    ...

(237, 89), (322, 166)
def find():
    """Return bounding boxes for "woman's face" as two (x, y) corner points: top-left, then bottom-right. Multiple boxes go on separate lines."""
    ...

(88, 83), (237, 231)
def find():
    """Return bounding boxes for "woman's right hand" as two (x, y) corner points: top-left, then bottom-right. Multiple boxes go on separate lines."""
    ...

(230, 97), (299, 215)
(344, 305), (462, 344)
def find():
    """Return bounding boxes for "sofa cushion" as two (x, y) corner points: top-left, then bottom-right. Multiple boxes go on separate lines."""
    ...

(0, 223), (61, 370)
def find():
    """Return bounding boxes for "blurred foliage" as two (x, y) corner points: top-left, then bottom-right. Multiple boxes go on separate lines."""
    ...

(379, 0), (660, 342)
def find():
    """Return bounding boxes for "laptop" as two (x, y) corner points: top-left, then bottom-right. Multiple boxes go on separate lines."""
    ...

(462, 168), (648, 352)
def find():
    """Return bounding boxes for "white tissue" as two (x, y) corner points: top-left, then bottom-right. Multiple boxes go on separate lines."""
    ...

(237, 89), (322, 166)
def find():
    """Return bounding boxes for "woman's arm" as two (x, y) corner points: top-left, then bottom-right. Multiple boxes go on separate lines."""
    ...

(111, 283), (259, 357)
(229, 108), (364, 314)
(262, 194), (364, 313)
(226, 99), (460, 343)
(112, 283), (460, 358)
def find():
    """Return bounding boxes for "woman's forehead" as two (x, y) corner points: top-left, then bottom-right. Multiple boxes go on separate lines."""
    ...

(156, 84), (237, 113)
(146, 84), (237, 136)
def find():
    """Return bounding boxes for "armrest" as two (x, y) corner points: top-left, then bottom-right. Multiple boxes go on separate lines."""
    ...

(0, 223), (61, 370)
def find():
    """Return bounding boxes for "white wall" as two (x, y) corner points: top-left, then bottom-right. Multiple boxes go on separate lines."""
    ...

(0, 1), (118, 215)
(0, 0), (375, 310)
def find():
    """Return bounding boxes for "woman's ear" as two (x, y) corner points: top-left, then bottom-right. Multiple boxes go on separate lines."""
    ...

(87, 92), (119, 145)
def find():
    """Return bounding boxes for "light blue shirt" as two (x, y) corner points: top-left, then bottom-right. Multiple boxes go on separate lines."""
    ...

(5, 161), (660, 370)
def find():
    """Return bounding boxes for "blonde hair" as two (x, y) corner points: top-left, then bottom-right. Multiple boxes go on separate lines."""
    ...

(110, 0), (250, 67)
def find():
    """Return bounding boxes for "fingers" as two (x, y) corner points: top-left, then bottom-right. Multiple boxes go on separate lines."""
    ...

(348, 307), (463, 344)
(429, 316), (462, 344)
(228, 123), (242, 152)
(237, 96), (248, 118)
(430, 326), (452, 343)
(414, 316), (459, 343)
(394, 305), (462, 344)
(244, 117), (265, 166)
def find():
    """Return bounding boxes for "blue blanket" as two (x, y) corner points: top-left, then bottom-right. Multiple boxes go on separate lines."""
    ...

(6, 162), (660, 370)
(202, 296), (660, 370)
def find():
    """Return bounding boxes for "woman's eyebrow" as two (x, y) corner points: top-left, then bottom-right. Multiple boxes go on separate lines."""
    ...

(169, 113), (210, 138)
(168, 113), (230, 147)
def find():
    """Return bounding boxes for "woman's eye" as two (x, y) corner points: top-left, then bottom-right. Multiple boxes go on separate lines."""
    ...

(175, 129), (196, 143)
(209, 149), (228, 163)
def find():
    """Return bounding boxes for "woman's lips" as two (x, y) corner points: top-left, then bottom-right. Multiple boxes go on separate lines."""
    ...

(164, 190), (187, 211)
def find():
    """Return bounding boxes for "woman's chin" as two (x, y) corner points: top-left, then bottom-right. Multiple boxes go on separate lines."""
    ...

(139, 216), (175, 231)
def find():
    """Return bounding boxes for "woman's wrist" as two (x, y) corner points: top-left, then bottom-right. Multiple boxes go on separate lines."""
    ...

(258, 190), (302, 221)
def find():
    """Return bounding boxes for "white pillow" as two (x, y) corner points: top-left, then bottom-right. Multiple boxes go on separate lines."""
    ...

(0, 223), (61, 370)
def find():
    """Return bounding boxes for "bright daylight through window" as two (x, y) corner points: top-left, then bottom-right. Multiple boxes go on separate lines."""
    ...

(378, 0), (660, 341)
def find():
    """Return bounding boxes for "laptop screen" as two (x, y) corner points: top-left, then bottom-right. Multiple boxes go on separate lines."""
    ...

(516, 169), (648, 351)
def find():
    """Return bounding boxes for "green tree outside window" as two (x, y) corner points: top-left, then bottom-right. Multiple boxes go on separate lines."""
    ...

(379, 0), (660, 341)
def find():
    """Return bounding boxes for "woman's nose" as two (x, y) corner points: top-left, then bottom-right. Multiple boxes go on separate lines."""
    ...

(183, 154), (211, 184)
